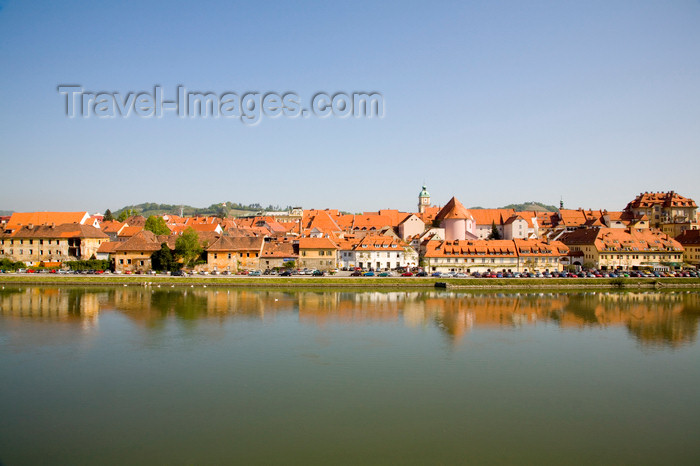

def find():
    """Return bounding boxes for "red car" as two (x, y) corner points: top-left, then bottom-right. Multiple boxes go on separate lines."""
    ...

(401, 272), (413, 277)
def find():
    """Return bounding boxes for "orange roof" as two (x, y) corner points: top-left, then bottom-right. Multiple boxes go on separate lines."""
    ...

(7, 211), (89, 228)
(303, 211), (342, 233)
(118, 226), (143, 237)
(560, 227), (683, 253)
(97, 241), (122, 254)
(260, 241), (297, 258)
(435, 197), (473, 221)
(424, 239), (516, 258)
(513, 239), (569, 256)
(351, 214), (394, 231)
(626, 191), (697, 209)
(416, 206), (440, 224)
(115, 230), (161, 252)
(189, 223), (222, 233)
(207, 235), (264, 252)
(298, 237), (338, 250)
(3, 224), (109, 239)
(100, 220), (126, 234)
(470, 209), (516, 226)
(557, 209), (588, 228)
(353, 234), (406, 251)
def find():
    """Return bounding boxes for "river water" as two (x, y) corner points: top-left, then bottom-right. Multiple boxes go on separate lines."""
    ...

(1, 286), (699, 465)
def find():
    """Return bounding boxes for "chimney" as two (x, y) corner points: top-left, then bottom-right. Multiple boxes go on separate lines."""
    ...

(27, 223), (33, 229)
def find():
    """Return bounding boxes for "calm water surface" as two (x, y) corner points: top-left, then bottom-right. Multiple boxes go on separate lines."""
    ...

(1, 286), (700, 465)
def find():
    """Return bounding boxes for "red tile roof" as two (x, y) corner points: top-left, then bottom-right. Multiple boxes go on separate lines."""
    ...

(7, 211), (89, 228)
(298, 237), (338, 249)
(435, 197), (473, 221)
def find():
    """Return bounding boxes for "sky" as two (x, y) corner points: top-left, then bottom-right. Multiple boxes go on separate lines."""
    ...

(0, 0), (699, 214)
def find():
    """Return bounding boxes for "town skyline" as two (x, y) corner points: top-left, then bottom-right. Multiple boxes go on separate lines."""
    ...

(1, 188), (697, 219)
(2, 189), (698, 274)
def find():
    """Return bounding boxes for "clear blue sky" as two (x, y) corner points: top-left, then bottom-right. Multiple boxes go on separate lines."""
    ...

(1, 0), (699, 214)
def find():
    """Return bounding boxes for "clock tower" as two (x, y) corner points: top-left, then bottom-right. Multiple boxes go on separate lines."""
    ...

(418, 185), (431, 213)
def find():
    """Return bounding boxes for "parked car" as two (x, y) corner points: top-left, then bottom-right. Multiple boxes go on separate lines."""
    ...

(280, 270), (292, 276)
(312, 270), (325, 276)
(415, 271), (428, 277)
(401, 272), (414, 277)
(363, 271), (375, 277)
(350, 270), (363, 277)
(378, 271), (392, 277)
(249, 270), (262, 276)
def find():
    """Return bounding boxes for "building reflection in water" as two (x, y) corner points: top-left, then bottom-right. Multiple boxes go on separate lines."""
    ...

(1, 286), (699, 348)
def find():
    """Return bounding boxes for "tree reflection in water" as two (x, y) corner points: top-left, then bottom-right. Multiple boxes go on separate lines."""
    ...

(1, 287), (699, 348)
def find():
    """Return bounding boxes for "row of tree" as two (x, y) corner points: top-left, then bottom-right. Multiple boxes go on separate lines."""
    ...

(151, 229), (205, 272)
(104, 202), (294, 221)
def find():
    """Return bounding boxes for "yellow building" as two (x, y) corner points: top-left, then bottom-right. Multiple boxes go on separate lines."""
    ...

(298, 237), (338, 270)
(421, 239), (568, 273)
(114, 230), (162, 273)
(560, 227), (684, 270)
(0, 224), (109, 266)
(676, 229), (700, 267)
(205, 236), (264, 272)
(625, 191), (698, 235)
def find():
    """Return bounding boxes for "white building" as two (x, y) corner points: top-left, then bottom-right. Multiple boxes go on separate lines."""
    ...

(337, 235), (418, 270)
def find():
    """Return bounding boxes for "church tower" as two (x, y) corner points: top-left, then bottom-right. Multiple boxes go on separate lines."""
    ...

(418, 185), (431, 213)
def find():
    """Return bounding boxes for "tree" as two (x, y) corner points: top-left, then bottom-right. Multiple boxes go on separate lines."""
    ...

(117, 208), (138, 222)
(215, 203), (229, 219)
(175, 228), (203, 268)
(283, 260), (296, 269)
(103, 209), (114, 222)
(151, 243), (179, 272)
(488, 221), (501, 240)
(144, 215), (171, 235)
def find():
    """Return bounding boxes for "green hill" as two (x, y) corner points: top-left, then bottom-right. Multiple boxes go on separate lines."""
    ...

(112, 202), (291, 218)
(470, 202), (558, 212)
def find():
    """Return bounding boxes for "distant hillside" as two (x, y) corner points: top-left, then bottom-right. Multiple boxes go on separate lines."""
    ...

(0, 210), (14, 216)
(470, 202), (558, 212)
(113, 202), (291, 218)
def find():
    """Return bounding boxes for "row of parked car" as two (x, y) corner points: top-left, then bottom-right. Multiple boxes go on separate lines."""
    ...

(346, 269), (699, 278)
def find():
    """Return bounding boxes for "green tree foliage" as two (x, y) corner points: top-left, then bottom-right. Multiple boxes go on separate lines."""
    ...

(0, 258), (26, 270)
(470, 201), (558, 212)
(103, 209), (114, 222)
(117, 208), (139, 222)
(175, 228), (203, 268)
(283, 260), (296, 269)
(488, 221), (501, 240)
(144, 215), (171, 235)
(111, 201), (292, 218)
(65, 259), (112, 271)
(151, 243), (180, 272)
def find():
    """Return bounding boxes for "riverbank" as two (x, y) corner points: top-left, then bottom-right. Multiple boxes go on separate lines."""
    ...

(2, 274), (700, 289)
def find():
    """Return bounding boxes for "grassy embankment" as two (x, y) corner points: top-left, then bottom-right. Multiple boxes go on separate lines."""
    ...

(1, 274), (700, 289)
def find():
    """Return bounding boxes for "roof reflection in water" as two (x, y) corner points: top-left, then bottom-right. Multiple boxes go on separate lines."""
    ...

(1, 287), (698, 348)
